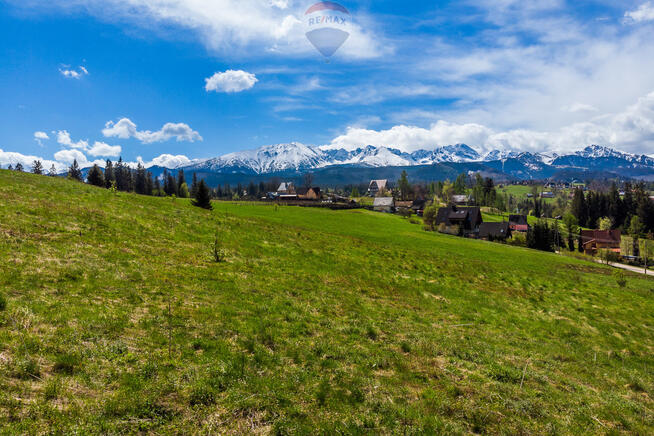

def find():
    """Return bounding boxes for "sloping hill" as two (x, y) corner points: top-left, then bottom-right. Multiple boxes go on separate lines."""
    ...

(0, 170), (652, 434)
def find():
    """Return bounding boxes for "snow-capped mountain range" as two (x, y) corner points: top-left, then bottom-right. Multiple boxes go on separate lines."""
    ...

(181, 143), (654, 175)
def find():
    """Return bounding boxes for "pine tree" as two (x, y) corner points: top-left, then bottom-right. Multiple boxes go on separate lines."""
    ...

(145, 172), (154, 196)
(398, 170), (410, 200)
(571, 188), (588, 227)
(7, 164), (13, 170)
(134, 164), (147, 194)
(154, 178), (161, 196)
(104, 160), (115, 188)
(192, 180), (213, 210)
(68, 159), (83, 181)
(48, 164), (57, 177)
(87, 164), (105, 187)
(32, 160), (43, 175)
(191, 173), (199, 198)
(15, 163), (23, 172)
(176, 170), (186, 193)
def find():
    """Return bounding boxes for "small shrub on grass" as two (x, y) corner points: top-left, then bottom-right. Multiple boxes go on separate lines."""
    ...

(614, 270), (627, 288)
(53, 352), (81, 375)
(366, 326), (378, 341)
(44, 377), (62, 400)
(212, 235), (228, 263)
(400, 341), (412, 353)
(13, 356), (40, 380)
(0, 293), (6, 311)
(189, 383), (216, 406)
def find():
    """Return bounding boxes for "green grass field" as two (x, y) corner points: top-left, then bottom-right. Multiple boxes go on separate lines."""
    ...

(1, 170), (653, 434)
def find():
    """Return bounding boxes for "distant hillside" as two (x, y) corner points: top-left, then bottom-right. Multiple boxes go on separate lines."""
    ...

(1, 170), (652, 434)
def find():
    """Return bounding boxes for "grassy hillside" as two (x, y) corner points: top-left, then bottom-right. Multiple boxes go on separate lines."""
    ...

(0, 170), (653, 434)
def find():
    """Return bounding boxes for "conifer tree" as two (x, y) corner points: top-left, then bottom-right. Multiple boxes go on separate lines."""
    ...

(67, 160), (83, 181)
(134, 164), (147, 194)
(15, 163), (23, 172)
(32, 160), (43, 175)
(177, 169), (186, 192)
(145, 172), (154, 196)
(191, 172), (199, 198)
(87, 164), (105, 187)
(104, 160), (115, 188)
(192, 180), (213, 210)
(48, 164), (57, 176)
(7, 164), (13, 170)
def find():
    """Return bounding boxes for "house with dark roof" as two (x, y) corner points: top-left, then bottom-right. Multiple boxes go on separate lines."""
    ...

(479, 222), (512, 241)
(435, 206), (482, 236)
(508, 214), (530, 233)
(411, 198), (431, 216)
(297, 187), (322, 200)
(581, 229), (621, 256)
(368, 179), (388, 196)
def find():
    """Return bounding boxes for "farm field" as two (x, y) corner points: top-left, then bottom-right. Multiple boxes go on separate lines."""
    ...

(0, 170), (653, 434)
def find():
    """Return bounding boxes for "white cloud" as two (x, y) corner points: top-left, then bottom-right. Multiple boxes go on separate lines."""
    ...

(205, 70), (258, 93)
(59, 65), (89, 79)
(34, 131), (49, 146)
(140, 154), (193, 168)
(53, 149), (89, 165)
(327, 91), (654, 156)
(0, 149), (62, 171)
(102, 118), (202, 144)
(56, 130), (89, 150)
(626, 2), (654, 23)
(561, 103), (598, 113)
(7, 0), (386, 59)
(88, 141), (122, 157)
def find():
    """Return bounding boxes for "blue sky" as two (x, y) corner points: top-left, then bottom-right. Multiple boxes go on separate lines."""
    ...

(2, 0), (654, 170)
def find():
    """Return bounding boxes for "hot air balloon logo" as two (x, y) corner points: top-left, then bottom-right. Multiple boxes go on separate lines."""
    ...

(304, 2), (350, 58)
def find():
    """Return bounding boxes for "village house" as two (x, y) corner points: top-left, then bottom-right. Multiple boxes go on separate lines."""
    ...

(508, 214), (530, 233)
(411, 198), (431, 216)
(373, 197), (395, 213)
(395, 200), (413, 212)
(435, 206), (483, 236)
(479, 222), (512, 241)
(297, 187), (322, 201)
(368, 179), (388, 196)
(277, 182), (295, 194)
(581, 230), (621, 256)
(541, 191), (555, 199)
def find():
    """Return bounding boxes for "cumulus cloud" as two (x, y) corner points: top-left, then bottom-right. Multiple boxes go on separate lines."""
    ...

(56, 130), (89, 150)
(561, 103), (598, 113)
(34, 131), (49, 146)
(0, 149), (62, 171)
(326, 91), (654, 156)
(53, 148), (89, 165)
(59, 65), (89, 79)
(102, 118), (202, 144)
(8, 0), (386, 59)
(625, 2), (654, 23)
(205, 70), (258, 93)
(88, 141), (122, 157)
(139, 154), (193, 168)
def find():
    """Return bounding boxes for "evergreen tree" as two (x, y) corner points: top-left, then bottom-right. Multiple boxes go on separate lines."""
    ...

(134, 164), (147, 194)
(104, 160), (115, 188)
(153, 178), (161, 196)
(453, 173), (467, 195)
(32, 160), (43, 175)
(87, 164), (105, 187)
(192, 180), (213, 210)
(176, 169), (186, 193)
(258, 181), (266, 196)
(48, 164), (57, 176)
(533, 198), (542, 218)
(571, 188), (588, 227)
(15, 162), (23, 172)
(68, 159), (83, 181)
(7, 164), (13, 170)
(351, 186), (360, 198)
(191, 173), (199, 198)
(563, 213), (578, 252)
(145, 172), (154, 196)
(398, 170), (411, 200)
(164, 173), (177, 196)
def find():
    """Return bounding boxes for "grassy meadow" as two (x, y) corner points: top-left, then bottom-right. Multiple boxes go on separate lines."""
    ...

(0, 170), (653, 434)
